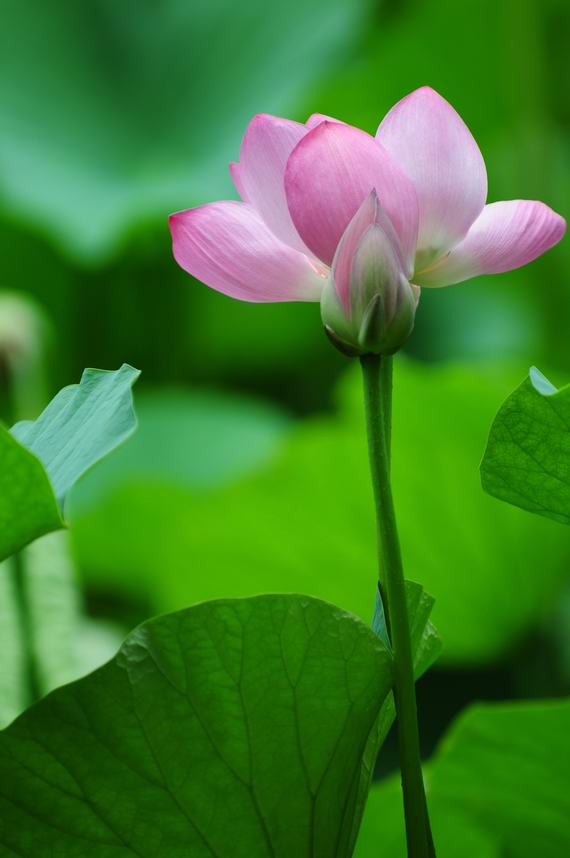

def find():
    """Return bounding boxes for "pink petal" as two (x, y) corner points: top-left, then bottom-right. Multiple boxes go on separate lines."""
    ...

(416, 200), (566, 287)
(377, 87), (487, 268)
(284, 121), (419, 270)
(237, 113), (312, 254)
(305, 112), (344, 128)
(169, 202), (325, 302)
(332, 190), (406, 312)
(229, 162), (248, 201)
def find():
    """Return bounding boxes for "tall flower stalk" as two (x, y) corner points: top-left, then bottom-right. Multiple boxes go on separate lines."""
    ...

(169, 86), (566, 857)
(361, 354), (431, 856)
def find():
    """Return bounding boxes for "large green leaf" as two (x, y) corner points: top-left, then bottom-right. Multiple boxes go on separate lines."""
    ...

(0, 0), (372, 263)
(0, 364), (139, 561)
(0, 594), (392, 857)
(0, 426), (63, 561)
(72, 360), (570, 665)
(481, 367), (570, 524)
(356, 698), (570, 858)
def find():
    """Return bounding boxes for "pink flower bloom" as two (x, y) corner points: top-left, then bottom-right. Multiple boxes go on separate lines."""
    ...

(169, 87), (565, 309)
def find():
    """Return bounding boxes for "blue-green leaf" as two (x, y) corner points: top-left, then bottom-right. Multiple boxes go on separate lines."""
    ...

(0, 365), (139, 561)
(12, 364), (140, 511)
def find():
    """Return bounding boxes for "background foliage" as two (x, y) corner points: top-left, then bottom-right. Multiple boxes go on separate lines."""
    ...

(1, 0), (569, 851)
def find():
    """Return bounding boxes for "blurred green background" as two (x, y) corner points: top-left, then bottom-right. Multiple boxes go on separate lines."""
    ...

(1, 0), (569, 780)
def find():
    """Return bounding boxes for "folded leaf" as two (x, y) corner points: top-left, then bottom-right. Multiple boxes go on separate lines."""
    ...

(347, 581), (442, 856)
(12, 363), (140, 510)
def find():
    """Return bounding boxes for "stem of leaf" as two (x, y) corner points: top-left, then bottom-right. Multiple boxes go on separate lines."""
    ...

(360, 353), (432, 858)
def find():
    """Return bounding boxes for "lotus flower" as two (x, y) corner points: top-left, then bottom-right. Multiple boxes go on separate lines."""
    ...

(169, 87), (565, 350)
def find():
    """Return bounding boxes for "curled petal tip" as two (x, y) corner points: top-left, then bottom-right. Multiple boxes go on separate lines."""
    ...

(413, 85), (441, 97)
(305, 112), (345, 129)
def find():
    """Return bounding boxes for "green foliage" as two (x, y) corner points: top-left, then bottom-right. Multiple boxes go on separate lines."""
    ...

(0, 365), (139, 562)
(356, 698), (570, 857)
(482, 367), (570, 524)
(372, 581), (442, 747)
(72, 361), (570, 665)
(0, 594), (393, 857)
(12, 364), (140, 510)
(0, 0), (372, 263)
(1, 3), (569, 851)
(356, 774), (500, 858)
(0, 426), (63, 562)
(0, 366), (139, 722)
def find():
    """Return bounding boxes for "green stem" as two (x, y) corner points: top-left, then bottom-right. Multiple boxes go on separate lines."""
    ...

(360, 353), (431, 858)
(12, 551), (39, 705)
(379, 355), (392, 467)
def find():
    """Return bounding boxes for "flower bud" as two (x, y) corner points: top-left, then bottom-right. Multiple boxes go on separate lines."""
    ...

(321, 191), (419, 356)
(0, 292), (50, 419)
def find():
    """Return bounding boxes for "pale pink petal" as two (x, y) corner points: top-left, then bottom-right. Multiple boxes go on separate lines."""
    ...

(169, 202), (325, 302)
(332, 190), (405, 311)
(237, 113), (312, 254)
(377, 87), (487, 268)
(284, 121), (419, 270)
(305, 112), (345, 128)
(229, 162), (248, 201)
(417, 200), (566, 287)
